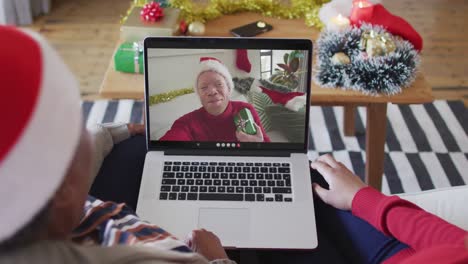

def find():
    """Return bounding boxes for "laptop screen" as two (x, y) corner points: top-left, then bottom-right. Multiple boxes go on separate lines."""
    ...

(144, 38), (312, 153)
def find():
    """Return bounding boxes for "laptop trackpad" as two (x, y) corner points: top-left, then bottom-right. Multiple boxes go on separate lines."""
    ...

(198, 208), (250, 242)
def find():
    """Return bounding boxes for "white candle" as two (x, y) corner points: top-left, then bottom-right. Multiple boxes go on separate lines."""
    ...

(328, 14), (350, 31)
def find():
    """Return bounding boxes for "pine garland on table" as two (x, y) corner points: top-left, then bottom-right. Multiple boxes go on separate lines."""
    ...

(314, 24), (420, 95)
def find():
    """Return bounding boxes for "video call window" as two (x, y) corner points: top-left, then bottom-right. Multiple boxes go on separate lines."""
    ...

(147, 48), (309, 144)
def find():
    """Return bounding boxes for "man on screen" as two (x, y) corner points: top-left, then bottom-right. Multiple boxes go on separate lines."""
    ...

(160, 57), (270, 142)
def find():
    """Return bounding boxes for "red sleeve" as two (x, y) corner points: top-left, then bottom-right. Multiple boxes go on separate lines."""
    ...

(352, 187), (468, 251)
(159, 116), (193, 141)
(247, 103), (271, 142)
(399, 245), (468, 264)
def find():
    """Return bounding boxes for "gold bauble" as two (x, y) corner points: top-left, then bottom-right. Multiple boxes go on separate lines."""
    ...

(331, 52), (351, 65)
(188, 21), (206, 36)
(360, 30), (396, 57)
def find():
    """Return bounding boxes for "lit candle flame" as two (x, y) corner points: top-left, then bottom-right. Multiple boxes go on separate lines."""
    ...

(329, 13), (350, 31)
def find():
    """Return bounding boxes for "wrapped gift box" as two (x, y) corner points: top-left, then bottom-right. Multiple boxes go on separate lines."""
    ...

(120, 7), (180, 42)
(234, 108), (257, 135)
(114, 42), (143, 74)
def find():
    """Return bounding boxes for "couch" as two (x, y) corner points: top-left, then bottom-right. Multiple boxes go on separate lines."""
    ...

(397, 185), (468, 230)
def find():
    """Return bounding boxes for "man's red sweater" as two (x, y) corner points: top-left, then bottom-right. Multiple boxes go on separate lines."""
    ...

(160, 101), (270, 142)
(352, 187), (468, 263)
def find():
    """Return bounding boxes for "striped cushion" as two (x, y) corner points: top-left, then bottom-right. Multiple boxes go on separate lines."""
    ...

(247, 91), (273, 132)
(265, 104), (306, 143)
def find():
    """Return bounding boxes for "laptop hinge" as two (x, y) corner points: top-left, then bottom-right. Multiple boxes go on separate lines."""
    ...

(164, 149), (292, 157)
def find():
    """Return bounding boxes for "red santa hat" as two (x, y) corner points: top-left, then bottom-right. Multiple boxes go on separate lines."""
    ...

(0, 26), (82, 242)
(194, 57), (234, 94)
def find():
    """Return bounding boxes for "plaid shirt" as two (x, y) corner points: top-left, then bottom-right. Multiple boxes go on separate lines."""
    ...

(72, 195), (191, 253)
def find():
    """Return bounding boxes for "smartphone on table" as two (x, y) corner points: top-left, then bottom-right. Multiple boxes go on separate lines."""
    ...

(230, 20), (273, 37)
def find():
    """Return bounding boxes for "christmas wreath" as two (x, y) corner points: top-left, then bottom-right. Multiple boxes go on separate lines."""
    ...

(314, 24), (420, 95)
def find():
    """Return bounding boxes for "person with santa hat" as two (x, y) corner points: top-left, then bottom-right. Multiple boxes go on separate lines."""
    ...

(0, 26), (235, 263)
(1, 25), (466, 264)
(160, 57), (270, 142)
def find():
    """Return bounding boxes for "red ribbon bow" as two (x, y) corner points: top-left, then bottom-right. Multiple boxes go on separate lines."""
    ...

(140, 2), (164, 23)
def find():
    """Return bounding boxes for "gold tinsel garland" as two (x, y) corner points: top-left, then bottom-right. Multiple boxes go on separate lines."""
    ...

(123, 0), (328, 28)
(170, 0), (327, 27)
(149, 88), (194, 106)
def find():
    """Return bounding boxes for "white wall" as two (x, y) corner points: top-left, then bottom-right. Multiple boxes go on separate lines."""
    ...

(147, 49), (261, 95)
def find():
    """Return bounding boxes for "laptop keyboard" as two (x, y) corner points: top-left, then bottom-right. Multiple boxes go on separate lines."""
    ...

(159, 161), (293, 202)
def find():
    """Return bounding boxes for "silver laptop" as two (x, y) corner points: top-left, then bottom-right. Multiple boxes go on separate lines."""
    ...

(137, 37), (317, 249)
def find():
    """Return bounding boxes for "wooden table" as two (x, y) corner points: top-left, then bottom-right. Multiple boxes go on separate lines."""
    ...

(100, 13), (433, 190)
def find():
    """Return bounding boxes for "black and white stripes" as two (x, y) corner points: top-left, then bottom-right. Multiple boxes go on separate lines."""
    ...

(307, 101), (467, 195)
(82, 100), (467, 195)
(82, 100), (144, 127)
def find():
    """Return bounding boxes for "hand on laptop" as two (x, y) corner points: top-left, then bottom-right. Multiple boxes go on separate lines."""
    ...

(311, 154), (367, 211)
(127, 123), (145, 136)
(236, 123), (264, 142)
(185, 228), (229, 261)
